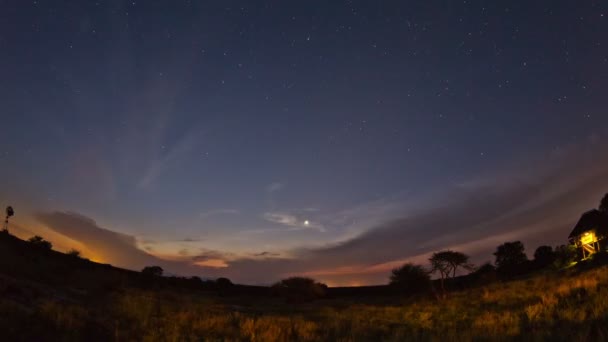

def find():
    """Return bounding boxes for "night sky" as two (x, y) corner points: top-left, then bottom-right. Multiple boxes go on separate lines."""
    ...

(1, 1), (608, 285)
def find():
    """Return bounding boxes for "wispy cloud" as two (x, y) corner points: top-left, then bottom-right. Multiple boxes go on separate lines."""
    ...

(137, 131), (200, 189)
(262, 212), (325, 232)
(253, 251), (281, 257)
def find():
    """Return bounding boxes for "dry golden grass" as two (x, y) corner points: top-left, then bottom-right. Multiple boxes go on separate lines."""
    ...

(3, 265), (608, 341)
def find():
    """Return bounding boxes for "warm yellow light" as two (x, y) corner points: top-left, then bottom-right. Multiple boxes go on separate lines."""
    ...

(581, 231), (596, 245)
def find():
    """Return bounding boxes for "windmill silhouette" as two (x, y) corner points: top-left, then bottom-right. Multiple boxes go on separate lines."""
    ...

(3, 206), (14, 232)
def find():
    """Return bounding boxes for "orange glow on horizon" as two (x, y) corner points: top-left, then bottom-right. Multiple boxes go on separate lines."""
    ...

(194, 259), (229, 268)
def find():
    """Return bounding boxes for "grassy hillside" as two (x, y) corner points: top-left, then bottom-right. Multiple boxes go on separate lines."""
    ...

(1, 232), (608, 341)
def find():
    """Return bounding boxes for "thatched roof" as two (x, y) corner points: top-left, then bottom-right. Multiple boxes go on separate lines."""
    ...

(568, 209), (608, 238)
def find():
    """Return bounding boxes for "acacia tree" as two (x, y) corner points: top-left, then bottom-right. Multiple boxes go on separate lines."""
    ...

(429, 253), (451, 293)
(429, 250), (473, 292)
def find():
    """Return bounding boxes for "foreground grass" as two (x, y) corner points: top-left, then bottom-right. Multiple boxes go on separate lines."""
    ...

(2, 265), (608, 341)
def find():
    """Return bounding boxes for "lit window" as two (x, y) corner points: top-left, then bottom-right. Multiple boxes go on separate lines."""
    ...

(581, 231), (596, 245)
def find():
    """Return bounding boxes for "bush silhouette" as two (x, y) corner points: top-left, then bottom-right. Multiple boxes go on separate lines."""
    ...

(389, 263), (430, 294)
(494, 241), (528, 276)
(141, 266), (163, 277)
(271, 277), (327, 302)
(533, 245), (555, 268)
(28, 235), (52, 250)
(67, 249), (81, 258)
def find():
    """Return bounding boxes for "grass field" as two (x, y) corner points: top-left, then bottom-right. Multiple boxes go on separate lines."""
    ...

(3, 263), (608, 341)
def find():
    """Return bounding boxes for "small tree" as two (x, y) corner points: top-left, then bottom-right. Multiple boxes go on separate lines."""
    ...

(432, 250), (473, 278)
(28, 235), (52, 250)
(215, 277), (234, 296)
(216, 277), (233, 288)
(533, 245), (555, 268)
(429, 254), (451, 293)
(389, 263), (430, 294)
(67, 249), (81, 258)
(141, 266), (164, 277)
(494, 241), (528, 276)
(429, 250), (473, 293)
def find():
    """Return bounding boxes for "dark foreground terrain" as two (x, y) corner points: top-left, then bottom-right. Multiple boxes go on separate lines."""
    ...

(1, 233), (607, 341)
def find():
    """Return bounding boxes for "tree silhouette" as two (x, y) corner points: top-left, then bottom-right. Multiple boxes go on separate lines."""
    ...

(271, 277), (327, 302)
(600, 193), (608, 213)
(389, 263), (430, 294)
(494, 241), (528, 275)
(216, 277), (233, 288)
(533, 245), (555, 268)
(429, 250), (473, 293)
(141, 266), (164, 277)
(429, 254), (451, 293)
(3, 206), (14, 232)
(28, 235), (52, 250)
(67, 249), (81, 258)
(433, 250), (473, 278)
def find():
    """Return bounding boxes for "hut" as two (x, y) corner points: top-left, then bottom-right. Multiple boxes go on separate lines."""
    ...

(568, 209), (608, 259)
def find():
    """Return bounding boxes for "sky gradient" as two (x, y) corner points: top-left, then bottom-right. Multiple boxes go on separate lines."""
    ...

(1, 1), (607, 285)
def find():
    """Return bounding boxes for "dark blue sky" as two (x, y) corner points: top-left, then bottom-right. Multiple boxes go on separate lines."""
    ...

(1, 1), (607, 284)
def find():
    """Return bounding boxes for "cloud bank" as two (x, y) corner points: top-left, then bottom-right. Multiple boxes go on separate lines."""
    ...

(36, 142), (608, 285)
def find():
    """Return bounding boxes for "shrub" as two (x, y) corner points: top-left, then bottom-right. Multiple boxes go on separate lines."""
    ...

(533, 245), (555, 268)
(494, 241), (529, 277)
(67, 249), (81, 258)
(216, 277), (233, 288)
(271, 277), (327, 302)
(215, 277), (234, 296)
(28, 235), (52, 250)
(389, 263), (430, 295)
